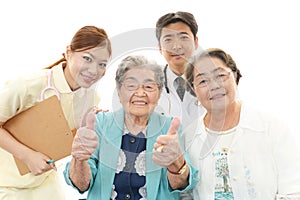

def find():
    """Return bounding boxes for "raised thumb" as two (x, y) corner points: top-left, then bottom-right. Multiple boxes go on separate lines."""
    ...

(167, 117), (180, 135)
(86, 112), (96, 130)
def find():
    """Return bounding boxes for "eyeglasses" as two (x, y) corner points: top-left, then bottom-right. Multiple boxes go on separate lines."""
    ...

(122, 80), (159, 92)
(193, 71), (232, 88)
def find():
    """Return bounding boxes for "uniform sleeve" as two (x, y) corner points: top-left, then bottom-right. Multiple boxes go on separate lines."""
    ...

(0, 78), (27, 122)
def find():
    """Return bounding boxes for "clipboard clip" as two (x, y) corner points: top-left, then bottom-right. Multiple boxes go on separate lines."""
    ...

(40, 70), (61, 101)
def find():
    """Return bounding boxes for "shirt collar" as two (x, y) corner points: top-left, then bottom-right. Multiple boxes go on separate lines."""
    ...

(51, 64), (91, 97)
(194, 103), (265, 135)
(166, 66), (185, 87)
(51, 64), (72, 94)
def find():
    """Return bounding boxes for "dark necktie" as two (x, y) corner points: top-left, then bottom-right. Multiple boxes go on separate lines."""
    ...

(175, 77), (185, 101)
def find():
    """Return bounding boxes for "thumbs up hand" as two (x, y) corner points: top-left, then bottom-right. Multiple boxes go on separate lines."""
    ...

(71, 112), (98, 161)
(166, 117), (180, 136)
(152, 117), (183, 167)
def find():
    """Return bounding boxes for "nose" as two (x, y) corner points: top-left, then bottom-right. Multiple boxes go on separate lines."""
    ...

(87, 63), (98, 75)
(209, 80), (222, 91)
(134, 86), (146, 96)
(167, 35), (182, 50)
(171, 39), (182, 50)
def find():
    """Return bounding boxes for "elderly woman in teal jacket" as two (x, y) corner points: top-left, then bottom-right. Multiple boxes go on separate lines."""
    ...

(64, 55), (198, 199)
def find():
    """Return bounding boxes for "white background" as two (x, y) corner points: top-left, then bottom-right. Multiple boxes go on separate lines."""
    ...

(1, 0), (299, 199)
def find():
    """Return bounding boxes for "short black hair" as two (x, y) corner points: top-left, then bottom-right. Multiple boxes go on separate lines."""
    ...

(156, 11), (198, 41)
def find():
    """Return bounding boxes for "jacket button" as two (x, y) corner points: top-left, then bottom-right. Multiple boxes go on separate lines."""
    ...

(125, 163), (131, 171)
(130, 137), (136, 143)
(125, 194), (131, 199)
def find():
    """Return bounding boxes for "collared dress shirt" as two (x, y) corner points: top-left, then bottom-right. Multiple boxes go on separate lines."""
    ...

(155, 66), (205, 132)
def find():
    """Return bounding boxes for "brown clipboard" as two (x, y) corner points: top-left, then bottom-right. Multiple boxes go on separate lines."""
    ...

(2, 95), (74, 175)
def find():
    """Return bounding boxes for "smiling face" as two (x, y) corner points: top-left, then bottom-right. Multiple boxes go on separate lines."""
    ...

(64, 45), (110, 90)
(118, 68), (161, 118)
(193, 56), (237, 113)
(159, 22), (198, 75)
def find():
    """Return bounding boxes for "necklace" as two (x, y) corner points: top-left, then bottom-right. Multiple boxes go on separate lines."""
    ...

(204, 101), (241, 134)
(199, 126), (237, 160)
(205, 126), (237, 136)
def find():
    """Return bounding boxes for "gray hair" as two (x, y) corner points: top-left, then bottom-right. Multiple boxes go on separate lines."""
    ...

(115, 55), (164, 90)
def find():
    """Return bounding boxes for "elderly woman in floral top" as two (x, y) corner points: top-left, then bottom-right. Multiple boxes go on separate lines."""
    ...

(64, 55), (198, 200)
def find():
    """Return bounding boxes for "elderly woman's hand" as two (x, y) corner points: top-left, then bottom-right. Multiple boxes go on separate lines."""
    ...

(71, 112), (98, 161)
(152, 117), (183, 167)
(153, 117), (189, 189)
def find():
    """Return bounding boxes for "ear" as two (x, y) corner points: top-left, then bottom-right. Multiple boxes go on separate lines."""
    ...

(158, 89), (163, 98)
(158, 44), (163, 55)
(194, 36), (199, 49)
(116, 88), (121, 100)
(65, 45), (72, 60)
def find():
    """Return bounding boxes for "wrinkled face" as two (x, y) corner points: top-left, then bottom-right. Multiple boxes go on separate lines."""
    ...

(193, 56), (237, 112)
(159, 21), (198, 75)
(118, 68), (161, 118)
(65, 46), (110, 90)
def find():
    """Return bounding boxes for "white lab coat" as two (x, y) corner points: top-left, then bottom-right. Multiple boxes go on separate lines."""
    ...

(155, 66), (205, 132)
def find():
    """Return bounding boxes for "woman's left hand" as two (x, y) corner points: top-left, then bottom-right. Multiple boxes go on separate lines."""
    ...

(71, 112), (98, 161)
(152, 117), (183, 167)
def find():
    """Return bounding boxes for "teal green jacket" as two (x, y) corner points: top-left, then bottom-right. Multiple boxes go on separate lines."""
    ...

(64, 109), (198, 200)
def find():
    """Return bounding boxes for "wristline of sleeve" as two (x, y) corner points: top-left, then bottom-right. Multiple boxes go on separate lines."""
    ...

(167, 160), (187, 175)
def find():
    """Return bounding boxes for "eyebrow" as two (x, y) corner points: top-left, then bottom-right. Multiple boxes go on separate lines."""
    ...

(83, 51), (108, 62)
(162, 31), (189, 38)
(83, 51), (95, 59)
(195, 67), (224, 78)
(125, 77), (155, 82)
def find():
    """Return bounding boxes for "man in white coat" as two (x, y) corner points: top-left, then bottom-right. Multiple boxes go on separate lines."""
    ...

(155, 11), (205, 131)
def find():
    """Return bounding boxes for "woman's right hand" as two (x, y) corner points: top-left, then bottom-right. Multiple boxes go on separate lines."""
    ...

(0, 124), (56, 176)
(22, 150), (57, 176)
(71, 112), (98, 161)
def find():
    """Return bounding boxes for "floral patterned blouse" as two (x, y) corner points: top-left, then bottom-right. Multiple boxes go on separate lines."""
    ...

(111, 129), (147, 200)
